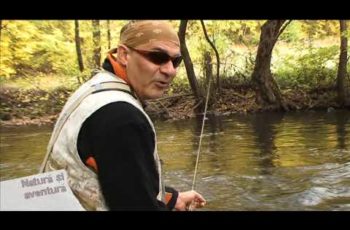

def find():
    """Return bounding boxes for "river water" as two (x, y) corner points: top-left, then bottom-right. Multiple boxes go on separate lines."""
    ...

(1, 110), (349, 210)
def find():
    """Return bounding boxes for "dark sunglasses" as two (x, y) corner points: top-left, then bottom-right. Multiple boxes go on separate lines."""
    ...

(127, 46), (183, 68)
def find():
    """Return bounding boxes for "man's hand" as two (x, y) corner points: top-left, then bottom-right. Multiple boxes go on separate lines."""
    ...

(174, 190), (206, 211)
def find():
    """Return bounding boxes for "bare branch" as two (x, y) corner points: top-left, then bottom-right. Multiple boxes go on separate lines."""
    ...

(200, 20), (221, 91)
(277, 20), (292, 40)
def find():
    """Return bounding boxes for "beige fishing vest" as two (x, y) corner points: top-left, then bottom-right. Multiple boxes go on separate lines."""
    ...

(40, 71), (165, 210)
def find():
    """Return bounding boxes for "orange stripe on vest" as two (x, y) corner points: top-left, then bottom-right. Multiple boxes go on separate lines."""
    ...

(107, 52), (129, 84)
(165, 192), (172, 204)
(86, 156), (98, 172)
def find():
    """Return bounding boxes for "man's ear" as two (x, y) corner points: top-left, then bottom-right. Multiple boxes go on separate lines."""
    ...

(117, 45), (128, 66)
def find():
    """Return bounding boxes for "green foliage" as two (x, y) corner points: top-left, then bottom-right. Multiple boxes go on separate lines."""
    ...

(275, 46), (339, 88)
(279, 21), (304, 42)
(300, 20), (339, 42)
(0, 20), (127, 80)
(0, 20), (346, 94)
(185, 20), (262, 84)
(1, 21), (36, 77)
(0, 20), (347, 122)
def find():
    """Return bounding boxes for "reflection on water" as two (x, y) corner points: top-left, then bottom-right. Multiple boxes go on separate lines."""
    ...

(155, 110), (350, 210)
(0, 125), (53, 180)
(1, 110), (349, 210)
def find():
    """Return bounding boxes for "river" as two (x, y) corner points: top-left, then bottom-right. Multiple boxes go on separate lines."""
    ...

(1, 110), (349, 210)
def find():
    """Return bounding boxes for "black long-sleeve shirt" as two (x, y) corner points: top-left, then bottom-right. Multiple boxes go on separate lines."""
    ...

(77, 102), (178, 210)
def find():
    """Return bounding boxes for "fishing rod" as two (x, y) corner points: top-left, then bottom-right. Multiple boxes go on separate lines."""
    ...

(188, 20), (220, 211)
(189, 68), (212, 211)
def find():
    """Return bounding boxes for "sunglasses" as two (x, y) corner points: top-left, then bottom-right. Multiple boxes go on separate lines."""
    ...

(127, 46), (183, 68)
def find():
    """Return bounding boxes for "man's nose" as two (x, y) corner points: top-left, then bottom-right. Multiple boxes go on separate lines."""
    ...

(160, 60), (177, 77)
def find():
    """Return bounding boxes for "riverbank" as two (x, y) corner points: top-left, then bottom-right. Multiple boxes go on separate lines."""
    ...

(0, 86), (346, 127)
(145, 86), (345, 120)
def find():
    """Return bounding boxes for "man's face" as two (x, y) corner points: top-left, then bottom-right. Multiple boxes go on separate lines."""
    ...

(125, 41), (181, 100)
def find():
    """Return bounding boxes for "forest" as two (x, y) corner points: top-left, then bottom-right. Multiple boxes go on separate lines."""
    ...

(0, 20), (349, 126)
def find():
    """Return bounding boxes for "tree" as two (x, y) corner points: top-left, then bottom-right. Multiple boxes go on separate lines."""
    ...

(92, 20), (101, 69)
(203, 51), (216, 108)
(0, 20), (2, 43)
(251, 20), (291, 111)
(178, 20), (203, 112)
(74, 20), (84, 73)
(107, 20), (111, 50)
(200, 20), (221, 94)
(337, 20), (348, 107)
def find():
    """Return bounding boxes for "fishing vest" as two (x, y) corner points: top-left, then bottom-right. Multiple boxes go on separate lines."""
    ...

(40, 71), (165, 210)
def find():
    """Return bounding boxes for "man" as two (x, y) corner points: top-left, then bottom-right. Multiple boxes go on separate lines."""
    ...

(40, 20), (206, 211)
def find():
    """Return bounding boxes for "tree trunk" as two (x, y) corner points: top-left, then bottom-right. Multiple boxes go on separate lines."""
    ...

(107, 20), (111, 50)
(251, 20), (289, 111)
(204, 51), (216, 108)
(92, 20), (101, 68)
(337, 20), (348, 107)
(178, 20), (203, 112)
(0, 20), (2, 43)
(74, 20), (84, 73)
(200, 20), (221, 93)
